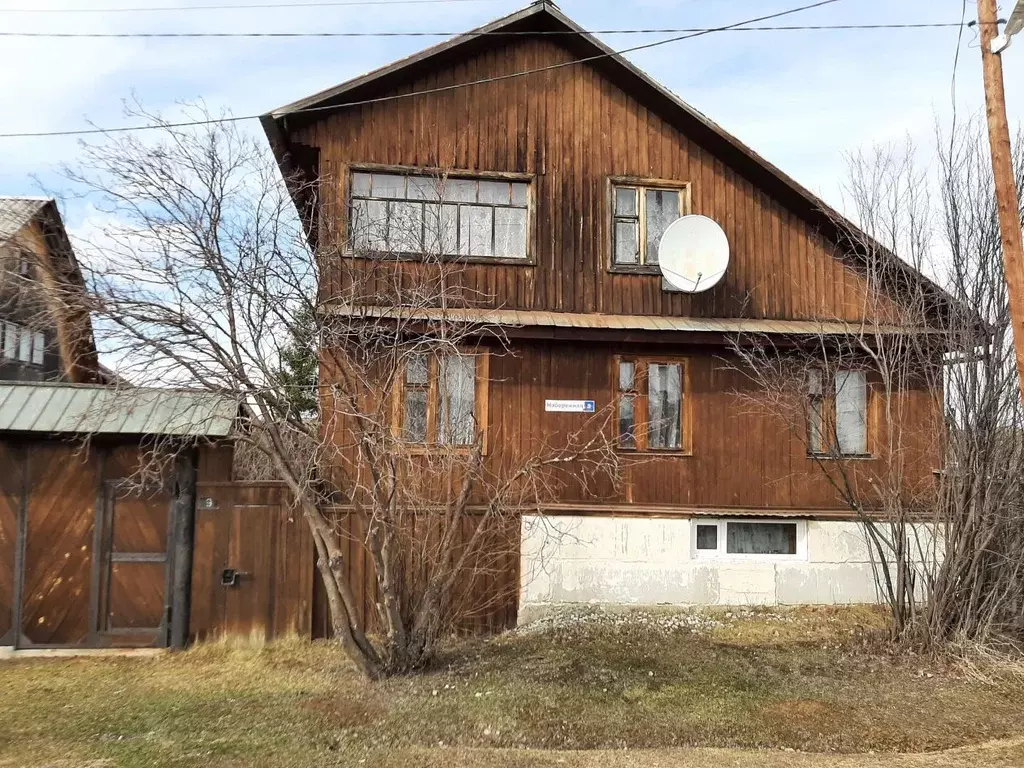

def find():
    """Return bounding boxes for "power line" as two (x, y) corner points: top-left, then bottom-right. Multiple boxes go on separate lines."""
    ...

(0, 0), (844, 140)
(0, 0), (499, 12)
(0, 22), (984, 38)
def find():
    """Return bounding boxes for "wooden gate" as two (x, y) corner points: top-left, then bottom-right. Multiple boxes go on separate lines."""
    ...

(0, 439), (205, 649)
(189, 483), (315, 641)
(94, 482), (175, 647)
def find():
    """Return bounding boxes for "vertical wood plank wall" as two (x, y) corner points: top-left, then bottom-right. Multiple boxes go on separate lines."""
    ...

(190, 485), (519, 642)
(0, 442), (21, 644)
(485, 342), (941, 511)
(299, 35), (900, 323)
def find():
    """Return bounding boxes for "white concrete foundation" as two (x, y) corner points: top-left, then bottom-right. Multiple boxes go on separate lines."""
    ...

(520, 515), (908, 611)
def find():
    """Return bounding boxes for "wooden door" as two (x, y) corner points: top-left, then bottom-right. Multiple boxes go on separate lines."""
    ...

(97, 482), (174, 646)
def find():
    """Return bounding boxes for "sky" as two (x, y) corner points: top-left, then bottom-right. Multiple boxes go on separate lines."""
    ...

(1, 0), (1023, 234)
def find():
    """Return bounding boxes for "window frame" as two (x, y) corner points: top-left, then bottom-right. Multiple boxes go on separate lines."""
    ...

(613, 355), (691, 455)
(608, 176), (691, 273)
(344, 163), (536, 265)
(2, 321), (45, 366)
(691, 518), (808, 562)
(393, 349), (490, 453)
(806, 368), (873, 459)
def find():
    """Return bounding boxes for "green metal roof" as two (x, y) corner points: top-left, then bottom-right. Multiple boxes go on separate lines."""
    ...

(0, 383), (235, 437)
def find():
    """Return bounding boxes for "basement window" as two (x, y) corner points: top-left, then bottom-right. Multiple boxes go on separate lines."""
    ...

(349, 170), (530, 261)
(692, 519), (806, 560)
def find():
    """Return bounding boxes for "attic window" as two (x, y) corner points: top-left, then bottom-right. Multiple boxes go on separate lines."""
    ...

(611, 180), (688, 268)
(2, 322), (45, 366)
(349, 170), (530, 261)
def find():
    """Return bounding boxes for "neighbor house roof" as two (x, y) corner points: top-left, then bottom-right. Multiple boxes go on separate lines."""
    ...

(0, 383), (236, 437)
(0, 197), (48, 244)
(261, 0), (966, 329)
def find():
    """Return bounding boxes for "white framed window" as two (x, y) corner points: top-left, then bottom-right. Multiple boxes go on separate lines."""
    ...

(349, 170), (530, 260)
(1, 321), (45, 365)
(692, 519), (807, 561)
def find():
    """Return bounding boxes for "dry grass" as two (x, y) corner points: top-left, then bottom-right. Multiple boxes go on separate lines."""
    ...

(1, 607), (1023, 768)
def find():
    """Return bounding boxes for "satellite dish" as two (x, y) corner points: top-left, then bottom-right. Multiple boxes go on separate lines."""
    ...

(658, 215), (730, 293)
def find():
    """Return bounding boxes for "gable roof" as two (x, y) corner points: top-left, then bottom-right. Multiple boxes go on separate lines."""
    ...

(261, 0), (963, 329)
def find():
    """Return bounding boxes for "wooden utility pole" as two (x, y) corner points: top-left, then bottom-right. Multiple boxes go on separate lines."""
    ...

(977, 0), (1024, 388)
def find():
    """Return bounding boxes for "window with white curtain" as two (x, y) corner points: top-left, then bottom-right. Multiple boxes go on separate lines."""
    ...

(349, 171), (529, 260)
(2, 321), (45, 366)
(806, 368), (870, 457)
(693, 519), (806, 560)
(400, 351), (481, 447)
(835, 370), (868, 455)
(616, 357), (687, 452)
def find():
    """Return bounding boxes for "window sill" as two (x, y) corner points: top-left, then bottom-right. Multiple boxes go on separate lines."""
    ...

(404, 444), (478, 455)
(616, 448), (692, 457)
(608, 265), (661, 275)
(343, 250), (535, 267)
(808, 453), (874, 461)
(693, 553), (809, 563)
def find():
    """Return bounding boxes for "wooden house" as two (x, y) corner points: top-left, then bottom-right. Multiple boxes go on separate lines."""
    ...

(261, 1), (952, 611)
(0, 197), (102, 385)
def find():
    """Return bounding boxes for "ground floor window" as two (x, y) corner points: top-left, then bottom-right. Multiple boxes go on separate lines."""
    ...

(692, 519), (806, 560)
(396, 350), (488, 448)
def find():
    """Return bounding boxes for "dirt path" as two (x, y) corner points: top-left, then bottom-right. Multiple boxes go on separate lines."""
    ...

(373, 739), (1024, 768)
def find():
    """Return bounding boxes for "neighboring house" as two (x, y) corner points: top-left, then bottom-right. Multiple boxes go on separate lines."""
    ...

(261, 1), (953, 610)
(0, 197), (101, 384)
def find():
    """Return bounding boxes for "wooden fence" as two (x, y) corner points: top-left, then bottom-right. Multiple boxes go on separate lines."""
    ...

(189, 482), (520, 642)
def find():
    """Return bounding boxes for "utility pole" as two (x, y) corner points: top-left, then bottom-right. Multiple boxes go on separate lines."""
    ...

(977, 0), (1024, 388)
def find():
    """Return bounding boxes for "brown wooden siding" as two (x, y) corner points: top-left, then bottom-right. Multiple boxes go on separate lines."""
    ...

(482, 340), (938, 512)
(299, 35), (897, 323)
(312, 508), (519, 638)
(0, 442), (20, 643)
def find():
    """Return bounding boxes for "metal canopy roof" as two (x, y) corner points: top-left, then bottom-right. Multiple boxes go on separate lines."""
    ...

(324, 305), (931, 336)
(0, 383), (236, 437)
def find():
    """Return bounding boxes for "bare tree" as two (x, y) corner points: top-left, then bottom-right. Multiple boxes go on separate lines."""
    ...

(63, 104), (619, 679)
(730, 122), (1024, 651)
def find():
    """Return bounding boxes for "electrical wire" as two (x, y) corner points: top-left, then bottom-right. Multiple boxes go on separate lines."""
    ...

(0, 0), (845, 140)
(0, 22), (985, 38)
(0, 0), (501, 12)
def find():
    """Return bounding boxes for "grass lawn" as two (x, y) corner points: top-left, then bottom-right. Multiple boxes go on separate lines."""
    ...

(2, 606), (1024, 767)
